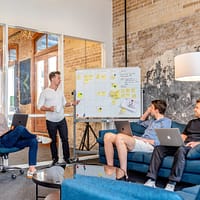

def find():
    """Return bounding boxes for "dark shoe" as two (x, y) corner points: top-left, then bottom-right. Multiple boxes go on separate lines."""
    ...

(65, 157), (79, 164)
(51, 159), (59, 166)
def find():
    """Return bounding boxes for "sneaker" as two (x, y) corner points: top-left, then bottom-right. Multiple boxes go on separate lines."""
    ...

(65, 158), (79, 164)
(51, 158), (59, 166)
(37, 136), (51, 144)
(27, 169), (36, 178)
(165, 183), (175, 192)
(144, 179), (156, 188)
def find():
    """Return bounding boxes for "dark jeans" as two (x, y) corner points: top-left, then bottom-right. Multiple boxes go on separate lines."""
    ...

(0, 126), (38, 166)
(46, 118), (70, 161)
(147, 145), (191, 182)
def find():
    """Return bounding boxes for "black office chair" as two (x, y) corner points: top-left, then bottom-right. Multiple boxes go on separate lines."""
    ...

(0, 146), (24, 179)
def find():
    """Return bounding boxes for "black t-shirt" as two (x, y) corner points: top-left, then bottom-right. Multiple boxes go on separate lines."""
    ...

(184, 118), (200, 143)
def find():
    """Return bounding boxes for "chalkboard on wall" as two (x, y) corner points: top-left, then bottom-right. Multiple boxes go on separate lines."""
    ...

(76, 67), (141, 118)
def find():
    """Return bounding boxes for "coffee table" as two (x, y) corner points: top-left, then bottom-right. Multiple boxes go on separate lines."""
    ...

(32, 164), (124, 200)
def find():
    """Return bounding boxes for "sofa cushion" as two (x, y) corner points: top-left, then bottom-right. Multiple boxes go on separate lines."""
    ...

(130, 122), (146, 136)
(184, 159), (200, 173)
(171, 121), (186, 133)
(182, 185), (200, 194)
(61, 175), (183, 200)
(127, 151), (144, 162)
(187, 144), (200, 160)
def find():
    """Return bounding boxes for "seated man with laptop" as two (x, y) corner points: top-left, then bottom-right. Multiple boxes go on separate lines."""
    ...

(104, 99), (171, 181)
(0, 113), (38, 178)
(144, 98), (200, 192)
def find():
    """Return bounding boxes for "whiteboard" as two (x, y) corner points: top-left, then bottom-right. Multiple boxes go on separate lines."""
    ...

(76, 67), (141, 118)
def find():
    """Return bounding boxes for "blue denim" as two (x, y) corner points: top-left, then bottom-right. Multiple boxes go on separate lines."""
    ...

(0, 126), (38, 166)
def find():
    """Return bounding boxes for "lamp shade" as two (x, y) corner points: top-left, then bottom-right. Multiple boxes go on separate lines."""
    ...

(175, 52), (200, 81)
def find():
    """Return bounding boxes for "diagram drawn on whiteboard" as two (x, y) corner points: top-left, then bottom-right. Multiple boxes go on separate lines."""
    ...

(76, 67), (141, 118)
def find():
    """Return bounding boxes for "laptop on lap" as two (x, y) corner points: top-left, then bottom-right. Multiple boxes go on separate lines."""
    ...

(11, 113), (28, 129)
(1, 114), (28, 138)
(114, 121), (133, 136)
(155, 128), (184, 147)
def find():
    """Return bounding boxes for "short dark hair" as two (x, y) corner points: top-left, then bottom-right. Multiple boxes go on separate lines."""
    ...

(151, 99), (167, 114)
(196, 99), (200, 104)
(49, 71), (60, 81)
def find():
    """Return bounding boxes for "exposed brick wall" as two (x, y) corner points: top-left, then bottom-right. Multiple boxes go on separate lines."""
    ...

(64, 37), (102, 148)
(113, 0), (200, 123)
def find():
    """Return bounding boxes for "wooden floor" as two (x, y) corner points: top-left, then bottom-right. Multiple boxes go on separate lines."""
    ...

(9, 143), (52, 165)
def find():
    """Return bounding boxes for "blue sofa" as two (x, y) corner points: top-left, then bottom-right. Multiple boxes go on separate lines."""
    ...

(61, 174), (200, 200)
(97, 121), (200, 185)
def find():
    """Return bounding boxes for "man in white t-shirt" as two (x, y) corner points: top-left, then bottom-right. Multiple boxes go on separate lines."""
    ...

(38, 71), (79, 165)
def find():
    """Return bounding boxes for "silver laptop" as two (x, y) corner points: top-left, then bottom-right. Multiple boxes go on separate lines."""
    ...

(114, 121), (133, 136)
(11, 113), (28, 128)
(155, 128), (184, 147)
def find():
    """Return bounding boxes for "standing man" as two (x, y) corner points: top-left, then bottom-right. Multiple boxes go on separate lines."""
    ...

(144, 99), (200, 191)
(104, 100), (171, 180)
(38, 71), (79, 165)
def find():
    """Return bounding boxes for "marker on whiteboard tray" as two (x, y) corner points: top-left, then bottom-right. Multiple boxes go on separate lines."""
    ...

(83, 113), (86, 117)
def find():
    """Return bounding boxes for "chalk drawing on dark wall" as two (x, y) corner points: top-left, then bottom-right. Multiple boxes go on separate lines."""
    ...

(143, 52), (200, 124)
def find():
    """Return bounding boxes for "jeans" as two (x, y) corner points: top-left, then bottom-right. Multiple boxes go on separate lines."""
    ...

(46, 118), (70, 161)
(147, 145), (191, 182)
(0, 126), (38, 166)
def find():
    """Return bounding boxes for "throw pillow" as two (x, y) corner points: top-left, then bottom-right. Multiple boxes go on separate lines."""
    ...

(187, 144), (200, 159)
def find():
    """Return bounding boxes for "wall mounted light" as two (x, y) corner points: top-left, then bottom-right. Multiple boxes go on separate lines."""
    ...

(175, 52), (200, 81)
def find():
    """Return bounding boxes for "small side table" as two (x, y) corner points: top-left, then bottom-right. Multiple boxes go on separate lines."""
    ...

(32, 166), (64, 200)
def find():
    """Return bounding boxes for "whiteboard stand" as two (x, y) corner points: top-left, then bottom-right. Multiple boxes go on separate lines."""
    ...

(72, 90), (98, 160)
(78, 122), (98, 151)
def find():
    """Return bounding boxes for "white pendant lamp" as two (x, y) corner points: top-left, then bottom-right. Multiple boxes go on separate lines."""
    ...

(175, 52), (200, 81)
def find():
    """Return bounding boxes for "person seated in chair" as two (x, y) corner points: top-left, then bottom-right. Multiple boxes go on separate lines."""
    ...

(104, 99), (171, 181)
(144, 99), (200, 192)
(0, 113), (38, 178)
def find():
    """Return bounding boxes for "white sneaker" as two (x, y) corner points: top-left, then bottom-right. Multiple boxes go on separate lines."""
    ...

(37, 136), (51, 144)
(27, 169), (37, 178)
(165, 183), (175, 192)
(144, 179), (156, 188)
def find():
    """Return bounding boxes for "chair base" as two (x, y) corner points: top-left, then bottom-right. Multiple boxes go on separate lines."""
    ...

(0, 154), (24, 179)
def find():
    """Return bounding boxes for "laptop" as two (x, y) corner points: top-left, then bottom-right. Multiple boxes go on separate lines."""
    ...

(0, 114), (28, 138)
(155, 128), (184, 147)
(11, 113), (28, 129)
(114, 121), (133, 136)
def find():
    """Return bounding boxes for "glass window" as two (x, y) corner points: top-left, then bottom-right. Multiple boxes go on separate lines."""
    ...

(8, 66), (15, 113)
(9, 49), (17, 61)
(36, 35), (46, 52)
(48, 56), (57, 72)
(48, 34), (59, 48)
(36, 60), (44, 103)
(36, 34), (58, 53)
